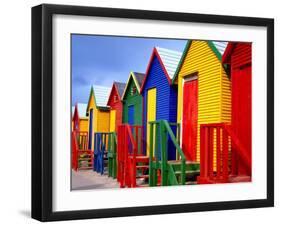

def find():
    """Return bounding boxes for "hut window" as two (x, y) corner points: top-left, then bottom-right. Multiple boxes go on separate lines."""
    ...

(114, 95), (118, 102)
(131, 86), (137, 95)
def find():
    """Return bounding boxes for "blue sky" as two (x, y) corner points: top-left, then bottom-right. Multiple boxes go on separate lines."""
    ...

(72, 34), (187, 105)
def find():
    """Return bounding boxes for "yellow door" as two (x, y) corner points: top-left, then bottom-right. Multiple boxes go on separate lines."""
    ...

(146, 88), (156, 156)
(110, 109), (116, 132)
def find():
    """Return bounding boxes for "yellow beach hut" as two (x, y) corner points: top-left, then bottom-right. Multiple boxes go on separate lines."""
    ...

(172, 40), (230, 168)
(86, 85), (111, 150)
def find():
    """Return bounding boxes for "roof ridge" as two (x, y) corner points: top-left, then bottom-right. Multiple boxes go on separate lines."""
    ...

(155, 46), (182, 55)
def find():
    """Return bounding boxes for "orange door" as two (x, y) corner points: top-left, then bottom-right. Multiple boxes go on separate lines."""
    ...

(182, 79), (198, 161)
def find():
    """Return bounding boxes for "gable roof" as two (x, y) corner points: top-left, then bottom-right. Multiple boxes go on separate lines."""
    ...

(172, 40), (228, 84)
(114, 82), (126, 98)
(76, 103), (87, 117)
(107, 81), (126, 105)
(121, 71), (145, 100)
(221, 42), (236, 64)
(93, 85), (111, 108)
(156, 47), (182, 79)
(72, 103), (87, 119)
(140, 47), (182, 93)
(86, 85), (111, 112)
(133, 72), (145, 88)
(212, 41), (228, 56)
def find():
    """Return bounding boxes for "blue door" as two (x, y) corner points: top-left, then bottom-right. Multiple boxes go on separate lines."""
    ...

(128, 105), (134, 125)
(88, 109), (93, 149)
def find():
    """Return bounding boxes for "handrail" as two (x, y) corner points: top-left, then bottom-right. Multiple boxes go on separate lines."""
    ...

(126, 125), (137, 155)
(162, 120), (186, 162)
(198, 123), (251, 183)
(200, 123), (251, 174)
(72, 130), (92, 171)
(117, 124), (143, 187)
(149, 120), (186, 185)
(162, 120), (186, 185)
(72, 130), (78, 171)
(223, 125), (251, 175)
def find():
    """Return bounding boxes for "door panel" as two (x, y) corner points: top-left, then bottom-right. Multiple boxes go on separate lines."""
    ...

(182, 79), (198, 161)
(128, 105), (135, 125)
(88, 109), (93, 150)
(110, 109), (116, 132)
(146, 88), (156, 156)
(232, 65), (252, 175)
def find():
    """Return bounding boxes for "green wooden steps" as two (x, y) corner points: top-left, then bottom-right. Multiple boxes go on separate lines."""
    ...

(148, 120), (200, 186)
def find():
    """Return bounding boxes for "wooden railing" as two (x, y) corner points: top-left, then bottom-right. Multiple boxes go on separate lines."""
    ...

(107, 132), (117, 178)
(148, 120), (186, 186)
(72, 131), (93, 171)
(117, 124), (144, 188)
(197, 123), (251, 184)
(93, 132), (116, 175)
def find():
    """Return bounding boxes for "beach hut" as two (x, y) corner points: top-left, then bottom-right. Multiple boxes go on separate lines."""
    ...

(172, 40), (229, 166)
(140, 47), (182, 160)
(86, 85), (111, 150)
(122, 72), (145, 126)
(222, 42), (252, 177)
(107, 82), (126, 132)
(72, 103), (88, 132)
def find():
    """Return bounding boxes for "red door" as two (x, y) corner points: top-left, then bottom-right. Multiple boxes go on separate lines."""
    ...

(182, 79), (198, 161)
(232, 64), (252, 175)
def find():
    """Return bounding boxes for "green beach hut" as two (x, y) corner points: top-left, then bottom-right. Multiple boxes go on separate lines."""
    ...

(122, 72), (145, 125)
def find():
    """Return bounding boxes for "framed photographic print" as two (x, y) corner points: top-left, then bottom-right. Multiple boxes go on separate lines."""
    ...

(31, 4), (274, 222)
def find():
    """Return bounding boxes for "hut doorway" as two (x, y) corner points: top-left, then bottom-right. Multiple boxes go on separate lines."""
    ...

(182, 75), (198, 161)
(88, 109), (93, 149)
(110, 109), (116, 132)
(232, 63), (252, 175)
(128, 105), (135, 125)
(146, 88), (156, 156)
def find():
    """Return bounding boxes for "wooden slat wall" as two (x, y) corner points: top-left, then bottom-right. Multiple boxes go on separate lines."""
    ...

(177, 41), (231, 168)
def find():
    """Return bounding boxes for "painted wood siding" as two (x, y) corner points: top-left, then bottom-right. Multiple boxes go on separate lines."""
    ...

(221, 66), (232, 123)
(122, 78), (143, 125)
(87, 94), (110, 150)
(108, 87), (123, 133)
(146, 88), (157, 156)
(96, 110), (110, 132)
(110, 110), (116, 132)
(177, 41), (231, 164)
(87, 95), (95, 150)
(231, 43), (252, 68)
(229, 43), (252, 175)
(79, 118), (89, 132)
(142, 56), (177, 160)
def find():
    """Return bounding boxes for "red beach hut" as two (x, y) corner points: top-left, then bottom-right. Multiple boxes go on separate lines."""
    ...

(107, 82), (126, 133)
(222, 42), (252, 178)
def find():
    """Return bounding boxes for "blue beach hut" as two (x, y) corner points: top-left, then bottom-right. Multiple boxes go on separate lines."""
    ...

(140, 47), (182, 160)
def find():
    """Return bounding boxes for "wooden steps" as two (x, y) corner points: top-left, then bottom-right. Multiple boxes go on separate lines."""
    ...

(174, 170), (200, 175)
(136, 175), (149, 179)
(229, 175), (251, 183)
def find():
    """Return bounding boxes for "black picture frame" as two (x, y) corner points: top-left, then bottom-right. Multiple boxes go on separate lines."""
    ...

(31, 4), (274, 222)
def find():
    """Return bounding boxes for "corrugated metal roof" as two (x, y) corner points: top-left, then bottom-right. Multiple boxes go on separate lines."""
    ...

(114, 82), (126, 98)
(92, 85), (111, 107)
(212, 41), (228, 55)
(77, 103), (87, 117)
(133, 72), (145, 87)
(155, 47), (182, 79)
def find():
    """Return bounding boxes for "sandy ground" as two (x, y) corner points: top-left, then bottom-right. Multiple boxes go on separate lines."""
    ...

(71, 169), (120, 190)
